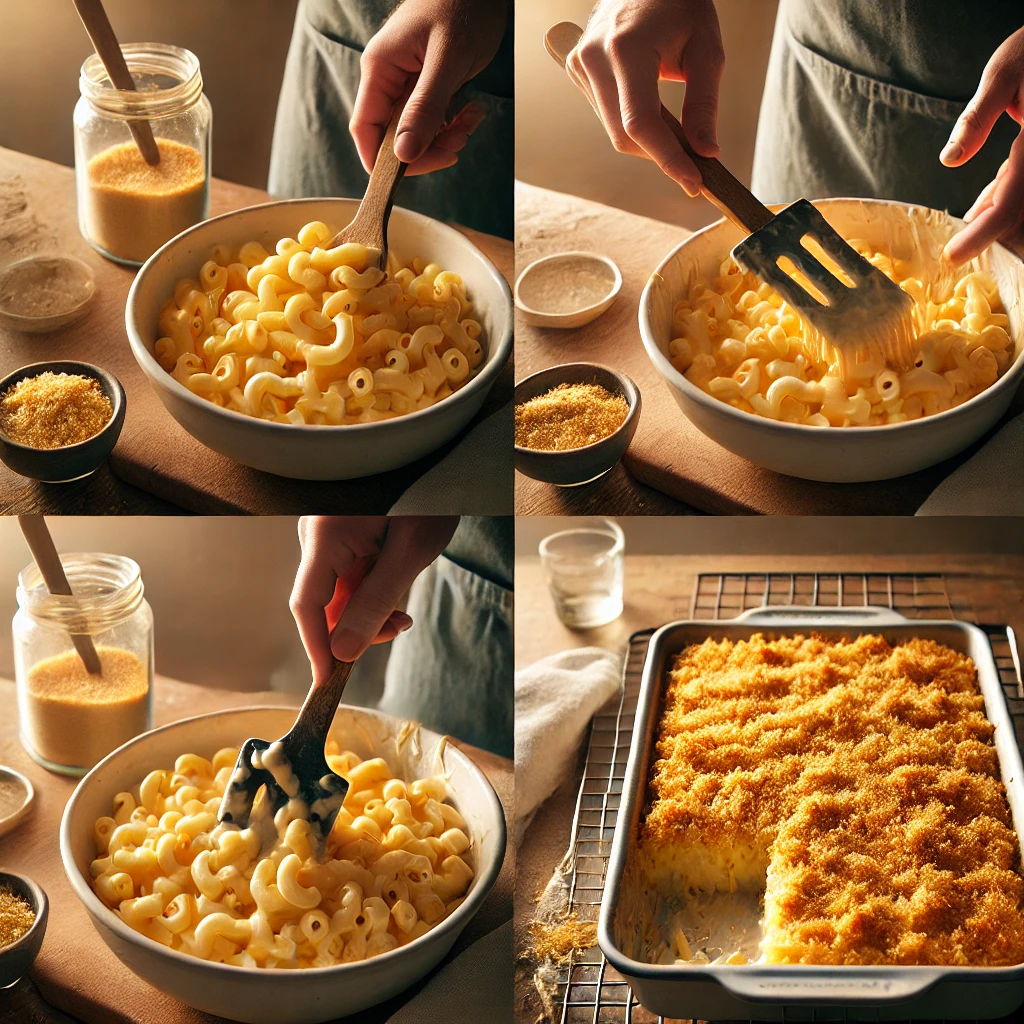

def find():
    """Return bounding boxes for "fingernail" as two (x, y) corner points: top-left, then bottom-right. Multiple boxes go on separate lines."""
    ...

(331, 628), (363, 662)
(940, 139), (962, 164)
(392, 611), (413, 628)
(394, 131), (420, 163)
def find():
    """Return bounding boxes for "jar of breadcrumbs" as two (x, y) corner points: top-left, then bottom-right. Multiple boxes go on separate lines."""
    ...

(74, 43), (211, 266)
(14, 553), (153, 776)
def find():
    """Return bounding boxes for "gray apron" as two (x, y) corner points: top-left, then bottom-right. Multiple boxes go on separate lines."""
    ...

(269, 0), (513, 238)
(377, 517), (513, 758)
(752, 0), (1022, 214)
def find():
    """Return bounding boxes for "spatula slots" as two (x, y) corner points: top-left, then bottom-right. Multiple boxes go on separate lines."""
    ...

(544, 22), (916, 373)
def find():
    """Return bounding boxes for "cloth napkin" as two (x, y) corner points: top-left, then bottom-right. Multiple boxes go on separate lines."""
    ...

(917, 411), (1024, 515)
(387, 921), (512, 1024)
(514, 648), (622, 843)
(389, 402), (512, 515)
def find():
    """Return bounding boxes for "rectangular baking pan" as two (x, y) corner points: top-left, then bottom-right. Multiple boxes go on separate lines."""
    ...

(598, 606), (1024, 1021)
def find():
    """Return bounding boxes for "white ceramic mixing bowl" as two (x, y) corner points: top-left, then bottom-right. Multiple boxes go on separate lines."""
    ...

(639, 198), (1024, 482)
(60, 705), (506, 1024)
(126, 198), (512, 481)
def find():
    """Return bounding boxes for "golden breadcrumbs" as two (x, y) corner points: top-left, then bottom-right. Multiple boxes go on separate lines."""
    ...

(644, 634), (1024, 967)
(515, 383), (627, 451)
(529, 913), (598, 963)
(0, 371), (112, 448)
(0, 887), (35, 947)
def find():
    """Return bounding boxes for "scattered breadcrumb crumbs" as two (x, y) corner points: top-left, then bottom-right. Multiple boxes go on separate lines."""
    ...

(0, 371), (113, 448)
(0, 887), (35, 947)
(515, 382), (627, 451)
(528, 913), (598, 963)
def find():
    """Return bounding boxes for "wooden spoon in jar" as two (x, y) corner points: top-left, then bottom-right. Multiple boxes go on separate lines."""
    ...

(326, 106), (407, 270)
(18, 515), (102, 676)
(72, 0), (161, 166)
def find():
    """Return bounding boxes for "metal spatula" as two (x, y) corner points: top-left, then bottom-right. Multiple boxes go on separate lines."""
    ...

(217, 659), (355, 845)
(545, 22), (915, 370)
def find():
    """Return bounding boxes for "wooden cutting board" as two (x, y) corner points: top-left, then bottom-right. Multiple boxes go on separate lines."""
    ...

(515, 182), (1024, 516)
(0, 148), (512, 515)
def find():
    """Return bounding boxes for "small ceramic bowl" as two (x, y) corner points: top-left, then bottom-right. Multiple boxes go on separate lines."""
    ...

(0, 361), (126, 483)
(0, 256), (96, 334)
(0, 766), (34, 839)
(515, 252), (622, 328)
(0, 871), (48, 988)
(514, 362), (641, 486)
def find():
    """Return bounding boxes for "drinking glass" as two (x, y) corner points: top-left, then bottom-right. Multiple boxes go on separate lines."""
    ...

(539, 518), (624, 627)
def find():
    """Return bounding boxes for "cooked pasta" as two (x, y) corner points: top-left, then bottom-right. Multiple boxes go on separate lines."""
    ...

(89, 738), (474, 968)
(155, 220), (484, 424)
(667, 242), (1014, 427)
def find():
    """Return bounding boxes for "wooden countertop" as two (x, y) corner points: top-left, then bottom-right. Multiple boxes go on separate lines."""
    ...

(0, 675), (512, 1024)
(514, 550), (1024, 1023)
(0, 148), (512, 515)
(514, 180), (1024, 517)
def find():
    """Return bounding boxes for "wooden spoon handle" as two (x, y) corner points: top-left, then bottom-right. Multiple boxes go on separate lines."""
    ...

(72, 0), (161, 166)
(544, 21), (773, 234)
(18, 515), (102, 676)
(293, 659), (356, 743)
(328, 107), (407, 252)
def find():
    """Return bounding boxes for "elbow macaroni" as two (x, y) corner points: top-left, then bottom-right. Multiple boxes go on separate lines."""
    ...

(156, 221), (486, 425)
(667, 242), (1014, 426)
(89, 739), (474, 968)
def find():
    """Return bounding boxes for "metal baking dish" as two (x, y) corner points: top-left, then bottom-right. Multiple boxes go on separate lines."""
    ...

(598, 606), (1024, 1022)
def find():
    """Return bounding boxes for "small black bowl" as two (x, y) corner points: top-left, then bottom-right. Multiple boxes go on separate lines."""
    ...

(0, 361), (126, 483)
(0, 870), (48, 988)
(514, 362), (641, 486)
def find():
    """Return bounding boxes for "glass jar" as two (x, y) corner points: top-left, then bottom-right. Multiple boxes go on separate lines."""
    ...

(14, 554), (154, 776)
(74, 43), (212, 267)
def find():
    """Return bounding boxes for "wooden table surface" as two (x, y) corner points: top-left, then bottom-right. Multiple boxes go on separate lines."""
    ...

(515, 182), (696, 516)
(0, 675), (511, 1024)
(514, 549), (1024, 1024)
(513, 181), (1024, 517)
(0, 148), (512, 515)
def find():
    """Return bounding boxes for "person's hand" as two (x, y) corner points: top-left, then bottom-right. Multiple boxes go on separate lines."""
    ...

(565, 0), (724, 196)
(350, 0), (509, 176)
(290, 516), (458, 686)
(940, 26), (1024, 264)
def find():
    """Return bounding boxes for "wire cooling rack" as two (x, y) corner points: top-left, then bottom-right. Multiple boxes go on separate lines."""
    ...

(552, 572), (1024, 1024)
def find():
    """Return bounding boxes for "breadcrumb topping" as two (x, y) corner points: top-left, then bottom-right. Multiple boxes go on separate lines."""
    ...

(642, 634), (1024, 966)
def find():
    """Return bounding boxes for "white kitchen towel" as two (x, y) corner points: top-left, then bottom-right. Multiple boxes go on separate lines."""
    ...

(388, 920), (512, 1024)
(515, 647), (622, 843)
(917, 411), (1024, 515)
(389, 401), (512, 516)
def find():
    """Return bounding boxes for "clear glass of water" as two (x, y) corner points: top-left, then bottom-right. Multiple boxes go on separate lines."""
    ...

(539, 518), (624, 628)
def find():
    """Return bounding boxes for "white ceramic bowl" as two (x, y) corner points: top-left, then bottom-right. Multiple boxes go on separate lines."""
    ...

(639, 198), (1024, 482)
(514, 251), (622, 328)
(126, 198), (513, 481)
(60, 705), (507, 1024)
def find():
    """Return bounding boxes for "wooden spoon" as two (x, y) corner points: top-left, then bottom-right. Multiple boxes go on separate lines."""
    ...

(326, 107), (407, 269)
(72, 0), (161, 166)
(18, 515), (102, 676)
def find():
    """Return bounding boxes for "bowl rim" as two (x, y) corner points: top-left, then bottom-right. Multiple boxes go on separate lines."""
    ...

(513, 361), (641, 458)
(0, 360), (126, 453)
(125, 197), (513, 438)
(639, 196), (1024, 438)
(513, 251), (623, 319)
(0, 870), (48, 957)
(0, 255), (96, 325)
(59, 703), (507, 981)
